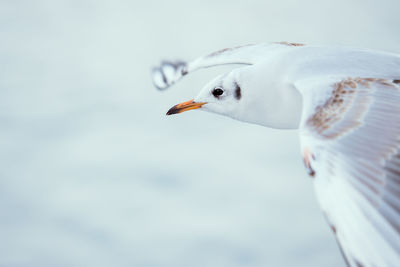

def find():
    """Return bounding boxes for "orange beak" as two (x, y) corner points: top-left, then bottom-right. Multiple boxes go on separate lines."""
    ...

(166, 99), (207, 115)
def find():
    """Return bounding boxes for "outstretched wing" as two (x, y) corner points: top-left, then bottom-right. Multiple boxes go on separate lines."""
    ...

(296, 77), (400, 267)
(151, 42), (305, 90)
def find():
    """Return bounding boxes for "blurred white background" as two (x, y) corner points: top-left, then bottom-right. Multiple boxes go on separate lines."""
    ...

(1, 0), (400, 266)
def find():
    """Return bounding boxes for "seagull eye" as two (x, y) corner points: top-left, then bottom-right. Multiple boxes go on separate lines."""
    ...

(212, 88), (224, 97)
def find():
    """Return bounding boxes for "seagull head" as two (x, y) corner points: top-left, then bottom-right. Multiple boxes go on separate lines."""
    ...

(167, 68), (249, 118)
(166, 64), (302, 129)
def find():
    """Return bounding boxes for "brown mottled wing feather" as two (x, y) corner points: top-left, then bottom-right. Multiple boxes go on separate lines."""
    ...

(297, 78), (400, 267)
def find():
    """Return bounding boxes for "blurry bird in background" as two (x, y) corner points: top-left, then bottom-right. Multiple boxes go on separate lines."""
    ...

(152, 42), (400, 267)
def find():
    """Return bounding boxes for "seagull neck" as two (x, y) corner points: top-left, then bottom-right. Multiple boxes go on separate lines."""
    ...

(237, 83), (302, 130)
(256, 83), (302, 130)
(276, 84), (303, 129)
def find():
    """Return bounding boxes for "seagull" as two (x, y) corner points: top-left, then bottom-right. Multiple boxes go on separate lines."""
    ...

(152, 42), (400, 267)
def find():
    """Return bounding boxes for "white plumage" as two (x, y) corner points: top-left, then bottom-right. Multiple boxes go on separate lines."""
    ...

(152, 42), (400, 267)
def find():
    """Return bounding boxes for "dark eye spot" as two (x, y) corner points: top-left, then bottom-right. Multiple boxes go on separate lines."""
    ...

(212, 87), (224, 97)
(234, 82), (241, 100)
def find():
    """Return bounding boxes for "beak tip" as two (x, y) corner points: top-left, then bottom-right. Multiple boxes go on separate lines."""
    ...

(166, 106), (178, 116)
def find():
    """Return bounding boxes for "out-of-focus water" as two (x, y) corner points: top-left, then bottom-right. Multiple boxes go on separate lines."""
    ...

(1, 0), (400, 266)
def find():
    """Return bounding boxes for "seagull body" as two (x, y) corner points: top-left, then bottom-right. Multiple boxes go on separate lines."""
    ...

(152, 43), (400, 267)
